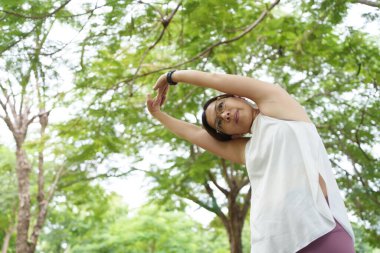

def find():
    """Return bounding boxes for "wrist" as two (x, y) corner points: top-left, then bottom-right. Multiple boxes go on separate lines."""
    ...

(151, 109), (165, 119)
(169, 69), (185, 84)
(170, 70), (194, 85)
(166, 70), (178, 85)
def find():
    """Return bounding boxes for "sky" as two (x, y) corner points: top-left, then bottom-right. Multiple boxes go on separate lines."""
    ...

(0, 1), (379, 226)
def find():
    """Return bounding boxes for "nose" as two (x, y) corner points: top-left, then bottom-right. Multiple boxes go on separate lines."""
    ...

(221, 111), (231, 121)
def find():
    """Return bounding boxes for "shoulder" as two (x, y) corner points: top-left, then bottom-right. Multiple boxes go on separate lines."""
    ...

(257, 86), (312, 124)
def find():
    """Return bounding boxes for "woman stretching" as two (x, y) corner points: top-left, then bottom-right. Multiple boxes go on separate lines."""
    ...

(146, 70), (355, 253)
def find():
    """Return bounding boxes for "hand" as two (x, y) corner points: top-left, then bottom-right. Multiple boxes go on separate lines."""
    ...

(147, 73), (172, 116)
(153, 73), (170, 101)
(146, 93), (163, 116)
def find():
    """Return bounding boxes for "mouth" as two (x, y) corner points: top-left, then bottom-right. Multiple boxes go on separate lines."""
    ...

(235, 110), (239, 124)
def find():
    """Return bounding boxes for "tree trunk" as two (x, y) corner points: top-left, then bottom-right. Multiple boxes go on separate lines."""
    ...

(225, 203), (245, 253)
(203, 160), (251, 253)
(15, 148), (32, 253)
(226, 221), (244, 253)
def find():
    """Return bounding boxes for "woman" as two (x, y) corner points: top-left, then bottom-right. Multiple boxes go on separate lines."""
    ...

(146, 70), (355, 253)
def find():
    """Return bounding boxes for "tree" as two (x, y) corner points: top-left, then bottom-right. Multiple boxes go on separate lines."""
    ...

(0, 1), (76, 252)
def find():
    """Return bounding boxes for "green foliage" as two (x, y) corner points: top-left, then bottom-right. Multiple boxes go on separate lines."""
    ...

(37, 180), (113, 252)
(0, 146), (17, 253)
(39, 193), (229, 253)
(352, 222), (380, 253)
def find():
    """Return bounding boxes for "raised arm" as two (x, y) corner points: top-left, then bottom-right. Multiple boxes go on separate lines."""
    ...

(156, 70), (280, 105)
(154, 70), (311, 122)
(146, 94), (247, 164)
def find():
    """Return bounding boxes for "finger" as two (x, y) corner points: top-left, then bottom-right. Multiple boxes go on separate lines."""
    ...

(153, 79), (162, 90)
(160, 95), (166, 106)
(153, 95), (162, 107)
(160, 85), (168, 105)
(146, 93), (152, 102)
(157, 86), (166, 98)
(147, 94), (155, 107)
(158, 95), (163, 106)
(153, 74), (166, 90)
(162, 85), (168, 95)
(157, 95), (162, 106)
(158, 84), (169, 98)
(156, 87), (164, 99)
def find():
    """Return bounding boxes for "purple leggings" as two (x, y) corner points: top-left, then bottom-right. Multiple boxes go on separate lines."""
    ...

(297, 198), (355, 253)
(297, 219), (355, 253)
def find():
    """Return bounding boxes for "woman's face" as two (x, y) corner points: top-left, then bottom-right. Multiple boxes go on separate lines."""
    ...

(205, 96), (255, 136)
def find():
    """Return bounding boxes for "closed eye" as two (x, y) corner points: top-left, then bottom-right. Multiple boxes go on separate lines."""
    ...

(215, 118), (223, 132)
(217, 101), (224, 113)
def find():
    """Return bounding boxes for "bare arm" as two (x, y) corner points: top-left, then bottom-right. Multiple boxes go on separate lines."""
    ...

(165, 70), (280, 105)
(146, 94), (247, 164)
(155, 70), (311, 122)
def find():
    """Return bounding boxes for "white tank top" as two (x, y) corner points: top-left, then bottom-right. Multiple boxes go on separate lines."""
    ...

(245, 114), (355, 253)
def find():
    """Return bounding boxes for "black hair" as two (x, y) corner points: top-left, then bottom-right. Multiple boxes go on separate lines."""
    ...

(201, 94), (234, 142)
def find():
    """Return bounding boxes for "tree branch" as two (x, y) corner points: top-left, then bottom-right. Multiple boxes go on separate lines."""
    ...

(4, 81), (18, 113)
(354, 100), (375, 162)
(27, 110), (51, 126)
(40, 6), (97, 57)
(241, 187), (251, 219)
(114, 0), (281, 89)
(59, 3), (105, 18)
(350, 161), (380, 206)
(354, 0), (380, 8)
(0, 84), (18, 127)
(1, 220), (16, 253)
(138, 0), (165, 20)
(0, 25), (39, 55)
(1, 0), (72, 20)
(0, 96), (16, 134)
(59, 168), (137, 189)
(237, 178), (250, 193)
(185, 193), (228, 225)
(186, 194), (214, 213)
(130, 0), (182, 91)
(47, 165), (65, 203)
(29, 164), (65, 251)
(208, 171), (229, 196)
(204, 181), (223, 216)
(220, 159), (232, 189)
(29, 62), (50, 250)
